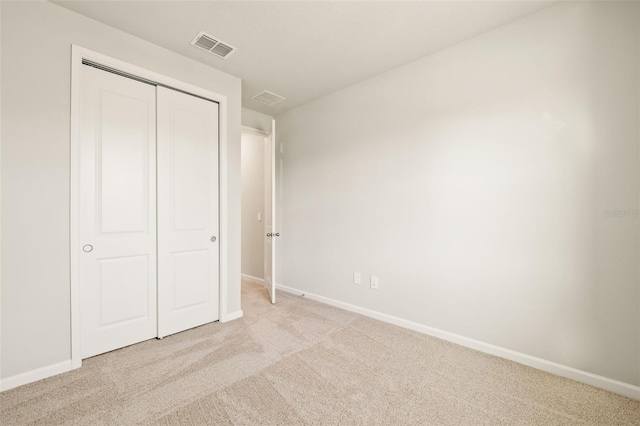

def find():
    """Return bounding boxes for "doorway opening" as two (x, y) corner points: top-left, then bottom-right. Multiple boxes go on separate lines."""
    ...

(241, 123), (276, 304)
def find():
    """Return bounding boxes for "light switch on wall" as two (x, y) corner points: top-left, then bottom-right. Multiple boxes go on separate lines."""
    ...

(258, 212), (262, 222)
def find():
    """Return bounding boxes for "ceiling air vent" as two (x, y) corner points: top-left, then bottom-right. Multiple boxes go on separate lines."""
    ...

(251, 90), (286, 106)
(190, 31), (237, 59)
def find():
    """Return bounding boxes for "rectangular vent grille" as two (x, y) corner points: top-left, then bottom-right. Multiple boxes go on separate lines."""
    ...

(251, 90), (286, 106)
(191, 31), (237, 59)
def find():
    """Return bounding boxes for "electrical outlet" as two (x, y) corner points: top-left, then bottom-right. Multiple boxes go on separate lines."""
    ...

(353, 272), (361, 285)
(370, 276), (379, 289)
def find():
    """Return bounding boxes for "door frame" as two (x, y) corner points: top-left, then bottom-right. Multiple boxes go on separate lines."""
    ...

(264, 120), (277, 303)
(70, 45), (230, 369)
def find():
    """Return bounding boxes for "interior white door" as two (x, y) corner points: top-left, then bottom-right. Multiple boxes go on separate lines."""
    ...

(264, 120), (276, 303)
(80, 65), (158, 358)
(157, 87), (220, 338)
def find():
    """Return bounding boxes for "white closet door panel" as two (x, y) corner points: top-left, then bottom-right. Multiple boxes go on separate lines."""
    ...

(80, 65), (157, 359)
(157, 87), (219, 338)
(173, 250), (210, 309)
(173, 108), (210, 231)
(99, 90), (150, 233)
(99, 255), (150, 325)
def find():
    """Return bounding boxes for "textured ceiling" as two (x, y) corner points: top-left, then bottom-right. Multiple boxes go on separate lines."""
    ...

(52, 1), (555, 116)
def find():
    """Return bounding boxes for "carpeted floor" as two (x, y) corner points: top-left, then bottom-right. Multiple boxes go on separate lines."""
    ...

(1, 281), (639, 425)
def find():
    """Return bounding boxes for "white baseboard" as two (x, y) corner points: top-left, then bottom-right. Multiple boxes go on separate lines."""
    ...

(221, 309), (244, 323)
(241, 274), (264, 285)
(0, 360), (74, 392)
(276, 283), (640, 401)
(2, 310), (246, 391)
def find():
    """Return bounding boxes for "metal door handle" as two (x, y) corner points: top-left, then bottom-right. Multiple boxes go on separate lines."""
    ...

(210, 236), (216, 242)
(83, 244), (93, 253)
(274, 233), (280, 237)
(266, 233), (272, 237)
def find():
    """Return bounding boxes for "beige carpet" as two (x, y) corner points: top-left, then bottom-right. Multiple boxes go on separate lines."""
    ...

(1, 281), (639, 425)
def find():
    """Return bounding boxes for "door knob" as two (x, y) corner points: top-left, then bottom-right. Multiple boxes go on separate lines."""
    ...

(210, 236), (217, 242)
(274, 233), (280, 237)
(266, 233), (272, 237)
(83, 244), (93, 253)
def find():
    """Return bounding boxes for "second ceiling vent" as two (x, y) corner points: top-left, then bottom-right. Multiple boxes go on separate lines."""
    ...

(251, 90), (286, 106)
(191, 31), (237, 59)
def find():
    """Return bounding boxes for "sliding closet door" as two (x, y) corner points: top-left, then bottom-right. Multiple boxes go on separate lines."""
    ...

(157, 87), (220, 338)
(80, 66), (158, 358)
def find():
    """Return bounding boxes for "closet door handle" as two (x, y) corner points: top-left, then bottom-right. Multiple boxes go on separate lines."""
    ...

(266, 233), (272, 237)
(83, 244), (93, 253)
(210, 236), (216, 242)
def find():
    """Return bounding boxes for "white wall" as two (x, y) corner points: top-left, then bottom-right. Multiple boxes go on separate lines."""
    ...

(242, 108), (273, 134)
(276, 1), (640, 387)
(1, 1), (242, 380)
(241, 132), (265, 280)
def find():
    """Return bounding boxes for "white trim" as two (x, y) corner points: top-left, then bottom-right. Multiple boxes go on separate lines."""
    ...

(220, 310), (244, 323)
(241, 125), (269, 137)
(276, 283), (640, 401)
(0, 1), (3, 382)
(269, 119), (277, 305)
(70, 46), (82, 370)
(0, 360), (73, 392)
(241, 273), (264, 284)
(218, 81), (230, 324)
(70, 45), (230, 370)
